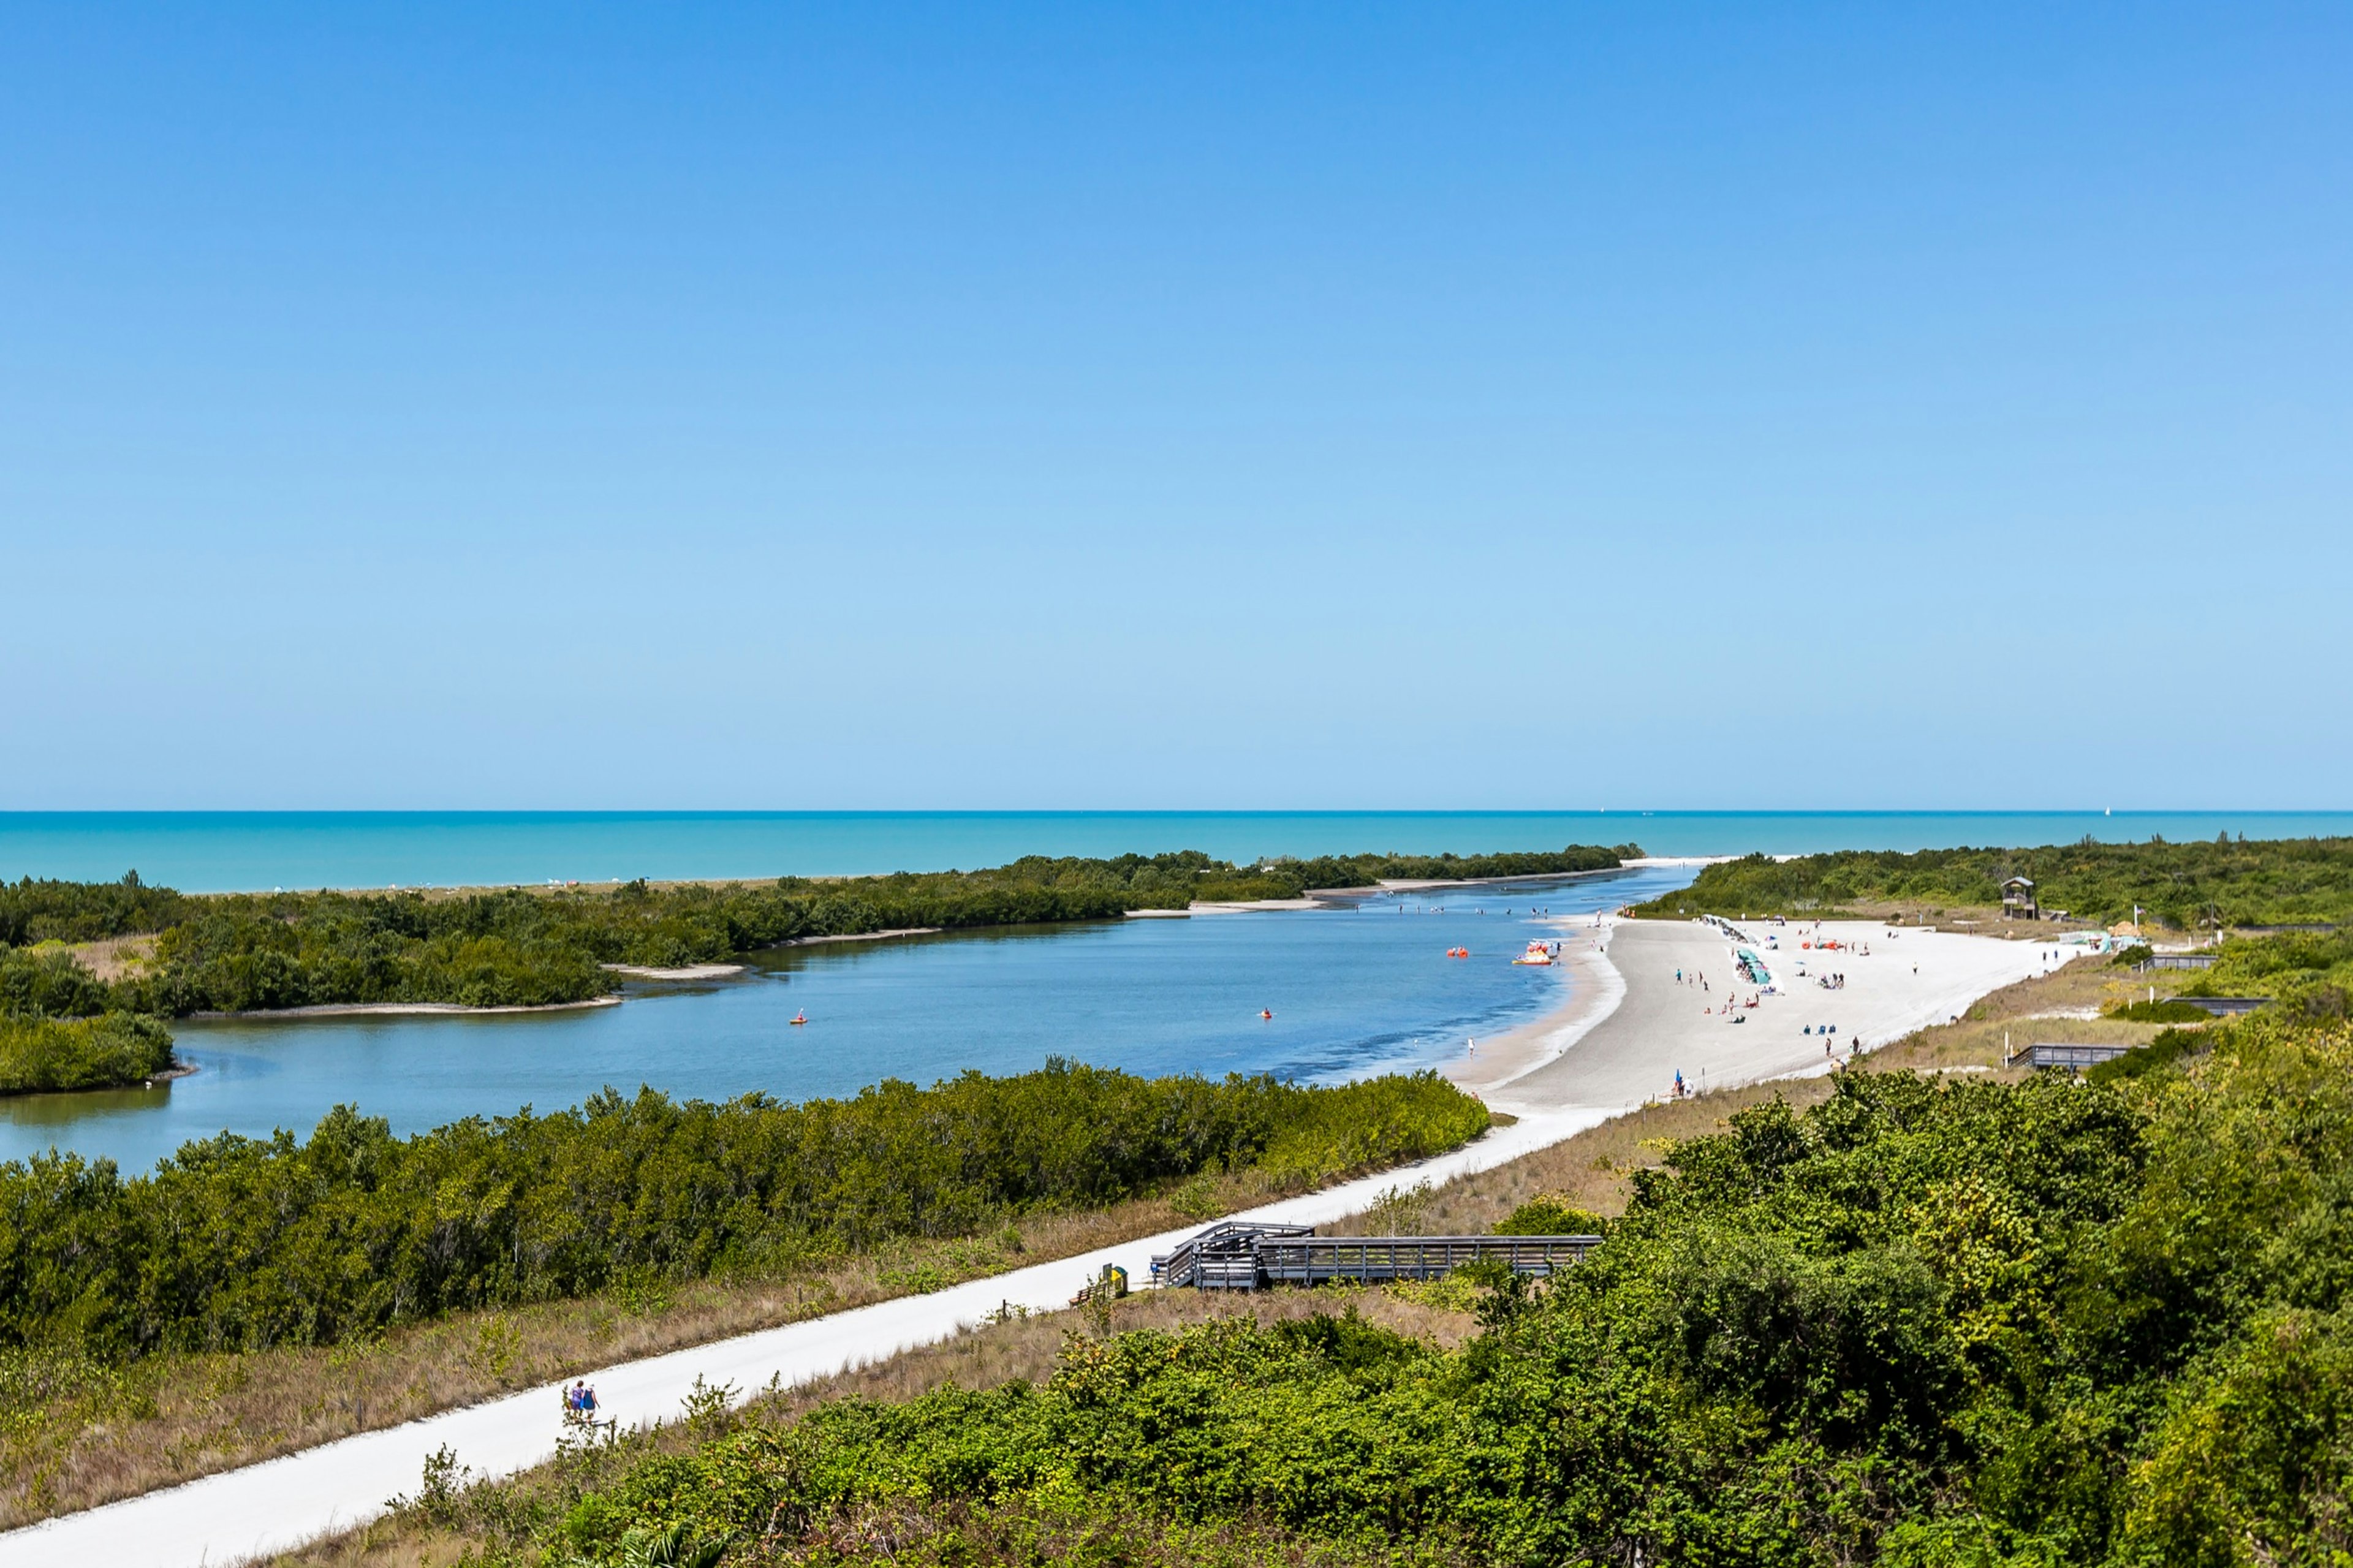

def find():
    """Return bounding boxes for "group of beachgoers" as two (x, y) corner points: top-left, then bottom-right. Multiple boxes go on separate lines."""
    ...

(1677, 952), (1857, 1051)
(562, 1380), (601, 1423)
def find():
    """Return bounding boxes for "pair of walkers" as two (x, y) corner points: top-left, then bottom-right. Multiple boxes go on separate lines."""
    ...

(563, 1380), (600, 1422)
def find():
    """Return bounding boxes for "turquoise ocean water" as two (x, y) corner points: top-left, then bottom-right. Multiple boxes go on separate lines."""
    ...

(3, 809), (2348, 892)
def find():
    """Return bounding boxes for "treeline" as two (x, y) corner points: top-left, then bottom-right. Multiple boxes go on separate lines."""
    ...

(0, 911), (181, 1093)
(522, 1006), (2353, 1568)
(1251, 843), (1640, 896)
(1628, 834), (2353, 929)
(0, 843), (1632, 1019)
(0, 870), (189, 947)
(0, 1015), (172, 1095)
(0, 1063), (1487, 1357)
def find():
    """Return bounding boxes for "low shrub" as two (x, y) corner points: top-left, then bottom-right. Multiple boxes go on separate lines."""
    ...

(1491, 1195), (1607, 1236)
(0, 1014), (173, 1095)
(0, 1064), (1486, 1358)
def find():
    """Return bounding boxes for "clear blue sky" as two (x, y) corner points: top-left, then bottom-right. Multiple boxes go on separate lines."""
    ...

(4, 4), (2346, 810)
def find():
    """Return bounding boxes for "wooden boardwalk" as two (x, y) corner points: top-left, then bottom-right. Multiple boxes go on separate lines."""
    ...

(1152, 1221), (1601, 1291)
(2026, 1041), (2131, 1070)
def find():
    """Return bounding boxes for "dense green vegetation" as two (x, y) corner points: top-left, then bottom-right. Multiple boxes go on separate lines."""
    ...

(2087, 1027), (2208, 1086)
(1490, 1194), (1607, 1237)
(1629, 834), (2353, 930)
(473, 1006), (2353, 1568)
(2106, 998), (2217, 1023)
(1262, 844), (1639, 895)
(0, 1064), (1486, 1358)
(0, 1015), (173, 1096)
(0, 945), (115, 1020)
(0, 918), (180, 1095)
(0, 870), (189, 947)
(0, 844), (1633, 1019)
(2186, 928), (2353, 1018)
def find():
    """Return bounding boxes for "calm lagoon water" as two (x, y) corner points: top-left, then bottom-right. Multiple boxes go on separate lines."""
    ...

(0, 865), (1702, 1173)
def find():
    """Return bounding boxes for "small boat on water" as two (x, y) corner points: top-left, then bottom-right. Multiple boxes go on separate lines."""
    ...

(1512, 941), (1556, 967)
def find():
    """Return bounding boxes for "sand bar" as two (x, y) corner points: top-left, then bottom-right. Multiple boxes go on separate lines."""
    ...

(778, 926), (942, 946)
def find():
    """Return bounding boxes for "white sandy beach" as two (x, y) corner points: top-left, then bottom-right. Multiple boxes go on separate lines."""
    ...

(1455, 914), (2078, 1116)
(0, 917), (2077, 1568)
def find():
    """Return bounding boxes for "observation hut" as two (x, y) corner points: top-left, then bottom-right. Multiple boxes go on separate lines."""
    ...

(2001, 877), (2039, 921)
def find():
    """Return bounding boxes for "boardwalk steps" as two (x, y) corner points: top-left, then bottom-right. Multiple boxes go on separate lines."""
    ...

(1151, 1220), (1602, 1291)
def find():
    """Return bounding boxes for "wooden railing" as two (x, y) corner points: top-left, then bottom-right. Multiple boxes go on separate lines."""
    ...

(2026, 1042), (2131, 1070)
(1153, 1223), (1601, 1291)
(1152, 1221), (1312, 1290)
(1255, 1234), (1601, 1286)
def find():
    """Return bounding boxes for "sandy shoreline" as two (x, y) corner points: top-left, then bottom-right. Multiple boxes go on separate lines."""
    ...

(188, 997), (622, 1021)
(1447, 914), (2080, 1117)
(780, 926), (943, 947)
(595, 926), (957, 976)
(1441, 917), (1627, 1094)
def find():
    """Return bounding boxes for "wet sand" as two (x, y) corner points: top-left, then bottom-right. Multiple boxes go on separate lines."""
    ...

(1439, 918), (1626, 1094)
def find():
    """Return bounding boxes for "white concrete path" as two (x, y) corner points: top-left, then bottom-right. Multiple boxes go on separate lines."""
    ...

(0, 1108), (1615, 1568)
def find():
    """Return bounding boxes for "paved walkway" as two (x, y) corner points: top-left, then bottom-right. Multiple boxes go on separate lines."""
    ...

(0, 1108), (1613, 1568)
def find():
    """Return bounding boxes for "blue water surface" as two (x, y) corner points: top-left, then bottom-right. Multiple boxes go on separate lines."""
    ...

(4, 809), (2348, 892)
(0, 866), (1698, 1173)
